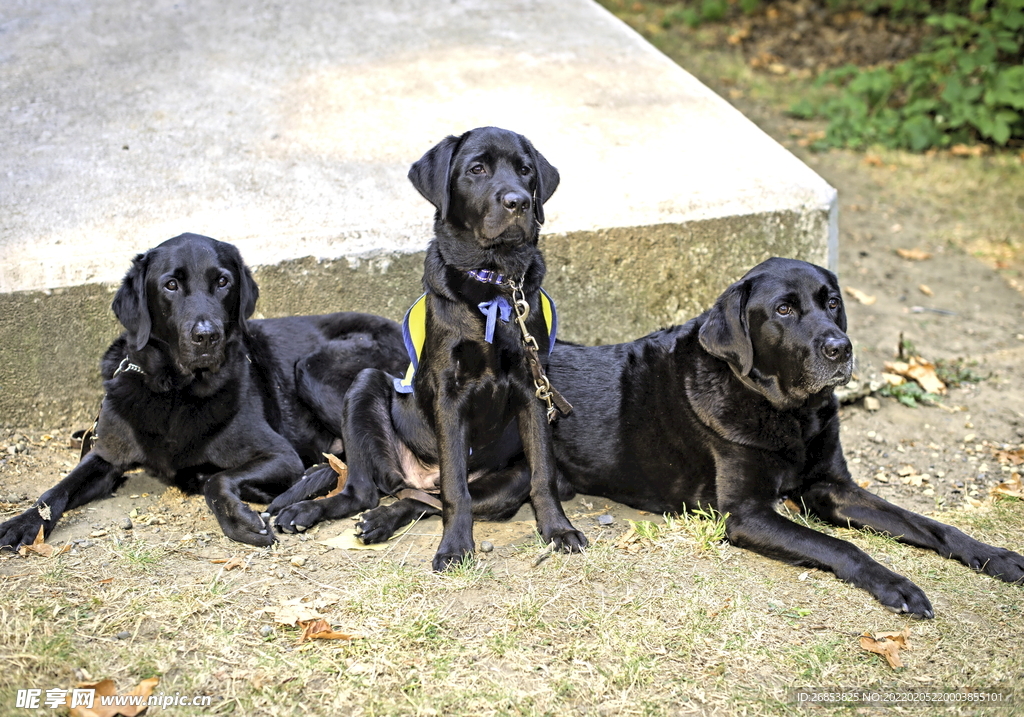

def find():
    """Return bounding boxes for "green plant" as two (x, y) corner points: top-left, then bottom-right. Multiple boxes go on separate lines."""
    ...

(792, 0), (1024, 151)
(935, 357), (987, 385)
(879, 380), (941, 407)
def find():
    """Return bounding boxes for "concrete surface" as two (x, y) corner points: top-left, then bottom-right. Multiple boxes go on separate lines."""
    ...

(0, 0), (837, 427)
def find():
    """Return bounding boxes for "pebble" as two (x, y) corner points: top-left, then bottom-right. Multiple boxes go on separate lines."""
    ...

(597, 514), (614, 526)
(290, 556), (306, 567)
(259, 625), (274, 638)
(121, 518), (133, 531)
(115, 631), (131, 640)
(479, 541), (494, 553)
(863, 396), (881, 411)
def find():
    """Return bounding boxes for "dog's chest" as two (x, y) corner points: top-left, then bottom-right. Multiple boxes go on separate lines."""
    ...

(114, 380), (241, 469)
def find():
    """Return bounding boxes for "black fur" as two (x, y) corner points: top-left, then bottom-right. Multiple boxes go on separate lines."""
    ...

(0, 233), (406, 549)
(546, 258), (1023, 616)
(270, 127), (586, 570)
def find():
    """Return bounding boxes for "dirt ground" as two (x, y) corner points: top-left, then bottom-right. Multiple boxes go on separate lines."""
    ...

(2, 4), (1024, 715)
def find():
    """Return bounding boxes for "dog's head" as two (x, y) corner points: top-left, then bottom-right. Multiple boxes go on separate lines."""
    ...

(111, 233), (259, 376)
(698, 257), (852, 408)
(408, 126), (560, 248)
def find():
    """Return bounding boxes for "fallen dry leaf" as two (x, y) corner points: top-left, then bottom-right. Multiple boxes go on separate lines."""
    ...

(211, 556), (245, 570)
(18, 525), (69, 558)
(271, 594), (341, 627)
(993, 448), (1024, 467)
(860, 627), (911, 669)
(992, 473), (1024, 500)
(864, 154), (884, 167)
(61, 676), (160, 717)
(316, 518), (418, 552)
(896, 248), (932, 261)
(950, 143), (987, 157)
(319, 454), (349, 500)
(884, 358), (946, 395)
(297, 618), (360, 644)
(845, 286), (877, 305)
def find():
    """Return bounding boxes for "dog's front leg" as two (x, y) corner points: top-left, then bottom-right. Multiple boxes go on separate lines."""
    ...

(519, 403), (587, 554)
(204, 449), (307, 547)
(718, 455), (933, 617)
(800, 477), (1024, 584)
(433, 403), (475, 572)
(0, 452), (125, 551)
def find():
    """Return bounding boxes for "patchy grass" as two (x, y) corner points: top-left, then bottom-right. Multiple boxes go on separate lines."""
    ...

(2, 498), (1023, 715)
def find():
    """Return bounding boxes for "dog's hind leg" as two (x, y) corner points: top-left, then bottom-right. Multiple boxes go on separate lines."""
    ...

(357, 463), (533, 544)
(274, 368), (409, 534)
(0, 453), (125, 551)
(265, 463), (341, 516)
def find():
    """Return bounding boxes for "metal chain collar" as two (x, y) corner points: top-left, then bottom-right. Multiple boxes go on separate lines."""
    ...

(508, 277), (572, 423)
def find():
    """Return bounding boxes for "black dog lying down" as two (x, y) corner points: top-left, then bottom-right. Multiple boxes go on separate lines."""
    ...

(270, 127), (587, 570)
(346, 258), (1024, 614)
(0, 233), (406, 549)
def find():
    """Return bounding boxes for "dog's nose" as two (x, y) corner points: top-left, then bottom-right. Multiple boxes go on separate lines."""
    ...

(821, 336), (852, 362)
(191, 321), (222, 347)
(501, 192), (530, 213)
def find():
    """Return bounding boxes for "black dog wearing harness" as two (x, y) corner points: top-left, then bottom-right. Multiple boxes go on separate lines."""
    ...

(0, 234), (406, 549)
(270, 127), (587, 570)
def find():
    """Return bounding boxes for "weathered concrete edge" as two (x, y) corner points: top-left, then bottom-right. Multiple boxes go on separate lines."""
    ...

(0, 206), (830, 429)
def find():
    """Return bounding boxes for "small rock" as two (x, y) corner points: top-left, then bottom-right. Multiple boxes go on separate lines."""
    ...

(479, 541), (494, 553)
(115, 631), (131, 640)
(121, 518), (133, 531)
(76, 540), (95, 549)
(863, 396), (881, 412)
(259, 625), (274, 638)
(290, 556), (306, 567)
(597, 514), (614, 526)
(89, 530), (108, 538)
(963, 433), (976, 443)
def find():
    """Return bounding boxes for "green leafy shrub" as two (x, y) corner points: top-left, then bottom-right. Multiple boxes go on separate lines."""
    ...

(793, 0), (1024, 151)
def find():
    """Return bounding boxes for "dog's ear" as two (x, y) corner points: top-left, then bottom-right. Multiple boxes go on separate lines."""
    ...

(698, 279), (754, 376)
(525, 138), (560, 225)
(111, 251), (153, 351)
(408, 134), (462, 222)
(222, 242), (259, 334)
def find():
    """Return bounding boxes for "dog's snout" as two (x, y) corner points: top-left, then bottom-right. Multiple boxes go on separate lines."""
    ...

(501, 191), (530, 213)
(821, 336), (852, 362)
(190, 320), (222, 347)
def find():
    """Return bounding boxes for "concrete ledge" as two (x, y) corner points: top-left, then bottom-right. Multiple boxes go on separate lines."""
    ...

(0, 0), (836, 427)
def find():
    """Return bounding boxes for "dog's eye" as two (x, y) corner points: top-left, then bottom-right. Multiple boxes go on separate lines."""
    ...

(217, 276), (230, 288)
(828, 297), (841, 310)
(164, 279), (178, 291)
(519, 166), (531, 175)
(776, 304), (792, 316)
(469, 164), (486, 175)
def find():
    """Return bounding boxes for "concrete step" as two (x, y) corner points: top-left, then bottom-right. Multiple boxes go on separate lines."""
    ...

(0, 0), (836, 426)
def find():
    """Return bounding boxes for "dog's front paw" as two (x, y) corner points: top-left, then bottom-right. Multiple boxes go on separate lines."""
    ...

(274, 500), (326, 534)
(862, 568), (934, 619)
(215, 505), (276, 547)
(972, 546), (1024, 584)
(545, 527), (588, 554)
(356, 505), (401, 544)
(432, 548), (474, 573)
(0, 509), (48, 552)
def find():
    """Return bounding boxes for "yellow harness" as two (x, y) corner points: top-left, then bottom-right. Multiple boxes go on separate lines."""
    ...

(393, 288), (558, 394)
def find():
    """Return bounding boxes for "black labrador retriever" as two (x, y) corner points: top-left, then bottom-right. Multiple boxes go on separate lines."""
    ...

(270, 127), (587, 570)
(0, 233), (406, 549)
(351, 257), (1024, 614)
(546, 257), (1024, 616)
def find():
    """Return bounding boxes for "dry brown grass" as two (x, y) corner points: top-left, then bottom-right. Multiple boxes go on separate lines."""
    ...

(2, 494), (1022, 716)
